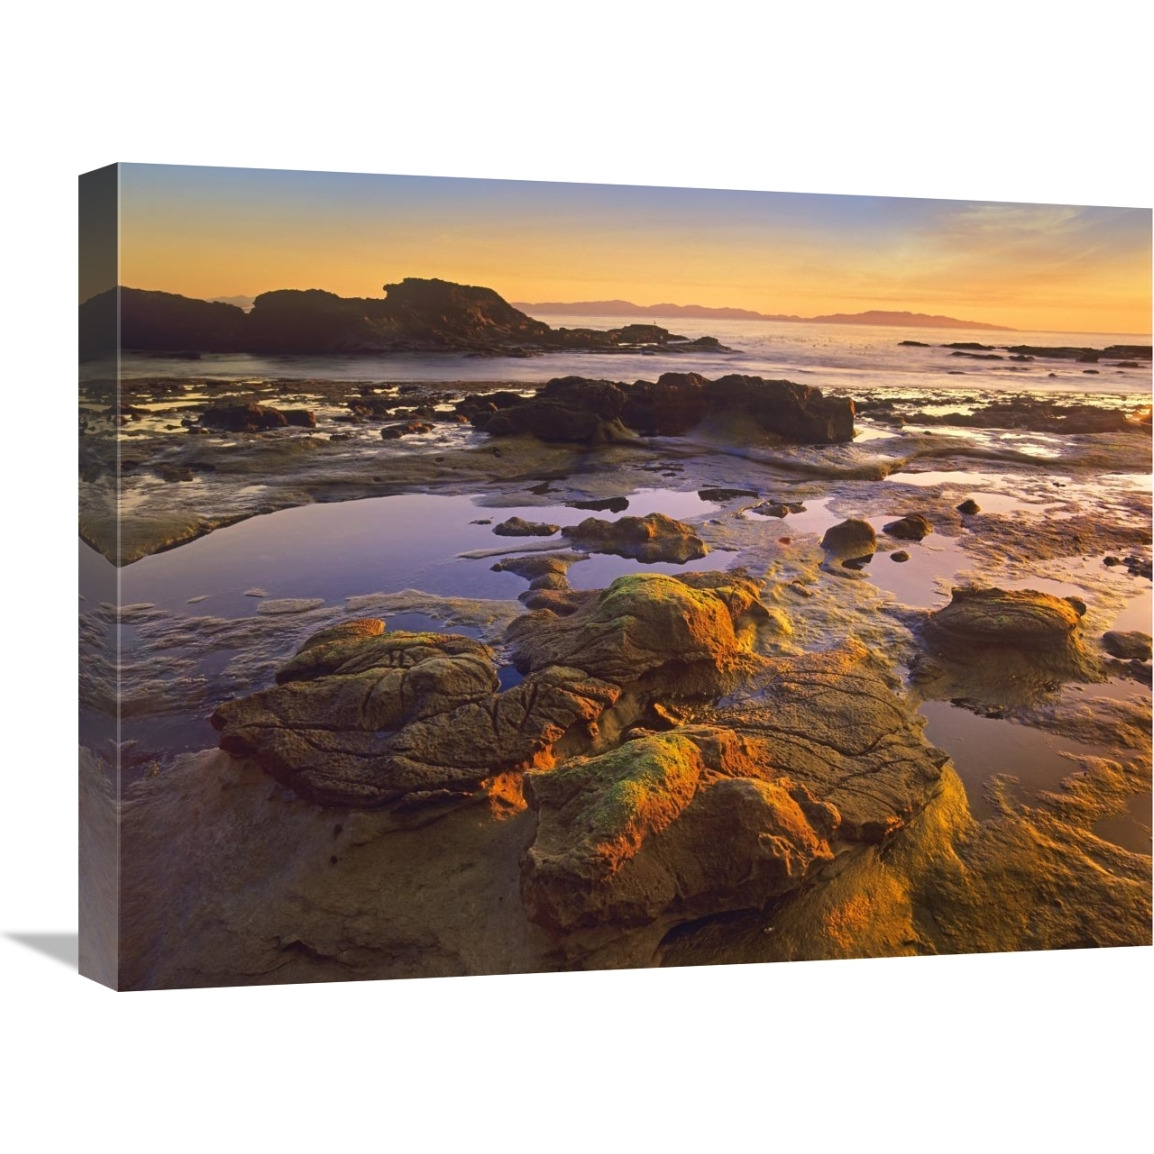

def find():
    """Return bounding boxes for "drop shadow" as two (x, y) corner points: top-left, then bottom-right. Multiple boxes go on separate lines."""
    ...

(6, 932), (79, 968)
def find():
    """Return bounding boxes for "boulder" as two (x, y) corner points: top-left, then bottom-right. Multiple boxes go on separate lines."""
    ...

(282, 409), (317, 428)
(562, 512), (707, 563)
(883, 514), (933, 541)
(925, 586), (1086, 651)
(1102, 631), (1153, 661)
(708, 375), (855, 443)
(913, 586), (1103, 706)
(957, 498), (981, 515)
(521, 728), (837, 932)
(506, 572), (763, 685)
(820, 518), (877, 561)
(493, 517), (560, 538)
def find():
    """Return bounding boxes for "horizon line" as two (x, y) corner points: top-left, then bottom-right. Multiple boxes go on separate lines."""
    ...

(82, 283), (1153, 340)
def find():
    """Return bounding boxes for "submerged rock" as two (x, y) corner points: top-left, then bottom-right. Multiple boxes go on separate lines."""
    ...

(562, 512), (708, 563)
(381, 420), (434, 439)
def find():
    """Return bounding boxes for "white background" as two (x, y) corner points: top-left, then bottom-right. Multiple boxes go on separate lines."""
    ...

(1, 2), (1150, 1149)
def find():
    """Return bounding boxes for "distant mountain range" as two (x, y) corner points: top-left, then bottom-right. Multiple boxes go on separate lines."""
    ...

(512, 299), (1015, 332)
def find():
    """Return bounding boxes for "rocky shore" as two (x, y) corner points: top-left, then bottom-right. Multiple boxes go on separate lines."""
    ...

(81, 347), (1153, 987)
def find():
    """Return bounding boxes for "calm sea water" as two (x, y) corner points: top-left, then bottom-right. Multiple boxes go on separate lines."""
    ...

(116, 316), (1153, 397)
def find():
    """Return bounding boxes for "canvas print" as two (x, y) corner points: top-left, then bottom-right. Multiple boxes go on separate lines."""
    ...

(79, 164), (1152, 990)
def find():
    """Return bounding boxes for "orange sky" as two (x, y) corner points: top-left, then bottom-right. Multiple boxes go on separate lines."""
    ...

(116, 165), (1152, 335)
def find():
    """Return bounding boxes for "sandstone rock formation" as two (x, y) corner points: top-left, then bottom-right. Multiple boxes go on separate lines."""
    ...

(561, 512), (708, 563)
(913, 586), (1105, 706)
(883, 513), (933, 540)
(211, 623), (619, 809)
(458, 372), (855, 445)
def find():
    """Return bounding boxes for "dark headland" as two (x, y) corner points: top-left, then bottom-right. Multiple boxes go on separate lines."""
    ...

(78, 277), (731, 359)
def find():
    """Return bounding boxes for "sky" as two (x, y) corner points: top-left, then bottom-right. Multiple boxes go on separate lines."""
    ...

(116, 164), (1152, 335)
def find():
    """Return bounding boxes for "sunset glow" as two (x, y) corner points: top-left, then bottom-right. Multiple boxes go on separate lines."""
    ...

(116, 164), (1152, 335)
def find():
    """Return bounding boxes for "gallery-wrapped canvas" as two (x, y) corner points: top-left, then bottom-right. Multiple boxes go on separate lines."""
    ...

(79, 163), (1152, 990)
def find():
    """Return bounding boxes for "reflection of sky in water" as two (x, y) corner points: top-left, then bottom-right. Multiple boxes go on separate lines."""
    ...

(120, 489), (721, 615)
(918, 699), (1150, 855)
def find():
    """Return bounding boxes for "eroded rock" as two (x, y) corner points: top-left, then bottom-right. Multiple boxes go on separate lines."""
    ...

(1103, 631), (1153, 661)
(883, 514), (933, 541)
(562, 512), (707, 563)
(211, 624), (620, 809)
(820, 518), (877, 561)
(521, 728), (837, 932)
(913, 586), (1104, 706)
(493, 516), (560, 538)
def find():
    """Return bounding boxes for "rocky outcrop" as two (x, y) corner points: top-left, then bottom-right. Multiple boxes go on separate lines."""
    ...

(913, 586), (1104, 706)
(470, 377), (635, 444)
(84, 279), (731, 357)
(465, 372), (856, 445)
(561, 512), (708, 563)
(201, 403), (297, 432)
(155, 574), (971, 982)
(81, 287), (248, 356)
(211, 623), (620, 809)
(521, 640), (949, 934)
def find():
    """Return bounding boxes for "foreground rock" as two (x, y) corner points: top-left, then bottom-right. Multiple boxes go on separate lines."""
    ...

(561, 512), (708, 563)
(521, 727), (838, 932)
(211, 622), (619, 809)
